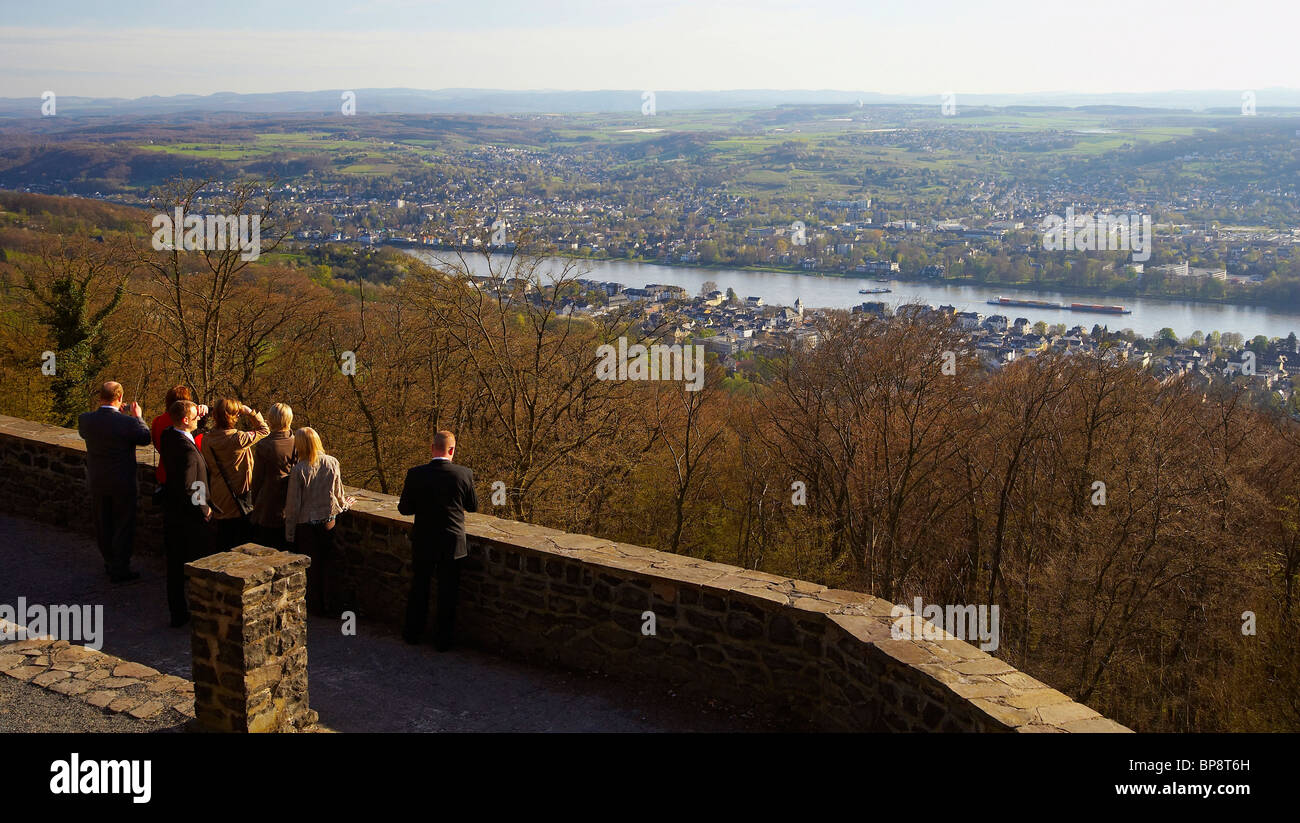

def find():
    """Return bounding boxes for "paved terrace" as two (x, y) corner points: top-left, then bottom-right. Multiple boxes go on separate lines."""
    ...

(0, 514), (780, 732)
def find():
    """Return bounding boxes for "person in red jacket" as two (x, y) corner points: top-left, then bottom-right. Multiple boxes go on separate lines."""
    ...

(151, 386), (208, 484)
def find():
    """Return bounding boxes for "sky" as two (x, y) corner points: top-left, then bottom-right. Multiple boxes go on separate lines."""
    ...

(2, 0), (1297, 100)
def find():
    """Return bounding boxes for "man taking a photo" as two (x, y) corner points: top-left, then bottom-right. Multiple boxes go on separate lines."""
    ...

(78, 381), (151, 582)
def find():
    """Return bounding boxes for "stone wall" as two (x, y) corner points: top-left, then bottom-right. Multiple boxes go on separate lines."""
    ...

(0, 414), (1129, 732)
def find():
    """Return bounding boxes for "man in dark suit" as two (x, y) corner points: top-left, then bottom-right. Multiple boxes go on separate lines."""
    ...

(399, 430), (478, 651)
(77, 382), (151, 582)
(158, 400), (216, 627)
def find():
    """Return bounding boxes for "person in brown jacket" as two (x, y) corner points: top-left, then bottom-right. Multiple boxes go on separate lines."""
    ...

(201, 397), (269, 551)
(249, 403), (296, 550)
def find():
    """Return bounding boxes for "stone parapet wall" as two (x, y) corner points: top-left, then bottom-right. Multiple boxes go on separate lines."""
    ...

(0, 414), (167, 553)
(0, 414), (1129, 733)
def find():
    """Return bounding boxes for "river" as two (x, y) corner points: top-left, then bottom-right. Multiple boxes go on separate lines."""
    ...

(407, 251), (1300, 340)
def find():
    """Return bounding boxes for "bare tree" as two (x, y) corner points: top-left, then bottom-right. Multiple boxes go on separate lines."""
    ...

(135, 177), (290, 401)
(406, 245), (648, 521)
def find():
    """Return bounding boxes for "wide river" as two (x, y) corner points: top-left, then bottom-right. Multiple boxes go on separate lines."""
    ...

(408, 251), (1300, 340)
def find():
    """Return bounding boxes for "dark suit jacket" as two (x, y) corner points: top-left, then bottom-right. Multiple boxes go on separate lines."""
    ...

(77, 406), (152, 495)
(159, 426), (216, 520)
(397, 459), (478, 559)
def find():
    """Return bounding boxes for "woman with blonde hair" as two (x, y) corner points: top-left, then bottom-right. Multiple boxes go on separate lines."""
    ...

(250, 403), (296, 550)
(284, 426), (349, 615)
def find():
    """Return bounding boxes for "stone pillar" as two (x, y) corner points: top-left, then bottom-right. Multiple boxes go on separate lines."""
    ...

(185, 544), (317, 732)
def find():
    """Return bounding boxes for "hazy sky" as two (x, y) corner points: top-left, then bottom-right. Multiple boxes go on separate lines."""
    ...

(2, 0), (1297, 99)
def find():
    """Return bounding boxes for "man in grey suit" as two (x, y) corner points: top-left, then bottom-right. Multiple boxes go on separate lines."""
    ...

(78, 381), (151, 582)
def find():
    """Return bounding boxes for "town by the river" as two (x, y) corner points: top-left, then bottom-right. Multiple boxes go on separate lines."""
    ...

(410, 252), (1300, 341)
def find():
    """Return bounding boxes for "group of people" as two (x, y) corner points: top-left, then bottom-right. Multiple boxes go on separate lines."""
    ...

(80, 381), (350, 627)
(77, 381), (479, 651)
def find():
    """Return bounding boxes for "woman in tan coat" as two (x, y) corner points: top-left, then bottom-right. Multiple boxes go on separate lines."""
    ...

(201, 398), (269, 551)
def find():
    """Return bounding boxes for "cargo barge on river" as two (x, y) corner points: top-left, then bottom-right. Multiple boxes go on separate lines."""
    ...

(987, 296), (1131, 315)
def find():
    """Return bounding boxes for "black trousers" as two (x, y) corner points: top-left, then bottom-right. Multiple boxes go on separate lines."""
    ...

(253, 523), (288, 551)
(404, 547), (461, 647)
(163, 511), (209, 621)
(91, 489), (137, 577)
(294, 522), (334, 616)
(214, 517), (249, 552)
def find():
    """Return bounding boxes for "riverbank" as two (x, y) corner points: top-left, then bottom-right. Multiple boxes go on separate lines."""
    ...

(403, 247), (1300, 339)
(391, 242), (1283, 312)
(612, 259), (1282, 311)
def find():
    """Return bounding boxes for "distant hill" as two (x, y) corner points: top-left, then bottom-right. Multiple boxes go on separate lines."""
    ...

(4, 87), (1300, 117)
(0, 191), (147, 231)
